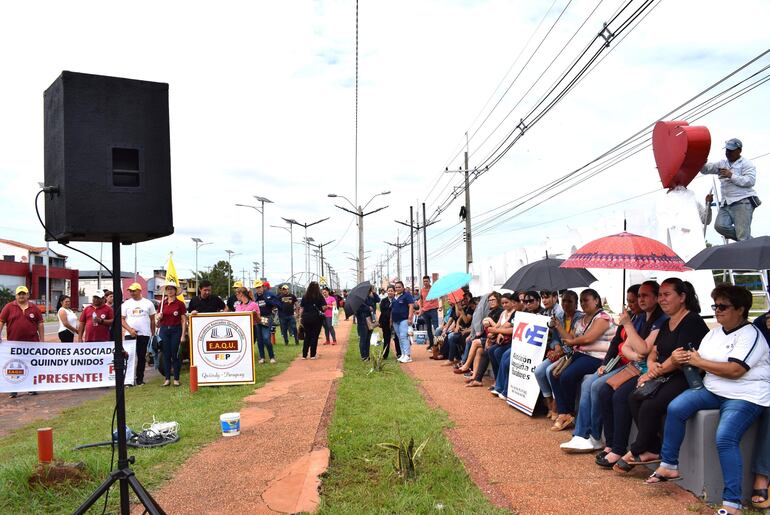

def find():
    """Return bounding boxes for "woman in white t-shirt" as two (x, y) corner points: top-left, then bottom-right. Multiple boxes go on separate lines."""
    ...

(56, 295), (79, 342)
(648, 285), (770, 515)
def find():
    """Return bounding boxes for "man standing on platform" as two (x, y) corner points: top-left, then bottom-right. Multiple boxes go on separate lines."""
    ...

(78, 291), (114, 343)
(0, 285), (44, 398)
(418, 275), (440, 350)
(121, 282), (156, 386)
(700, 138), (759, 241)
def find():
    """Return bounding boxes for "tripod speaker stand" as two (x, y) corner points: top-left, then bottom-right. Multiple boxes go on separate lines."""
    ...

(73, 238), (165, 515)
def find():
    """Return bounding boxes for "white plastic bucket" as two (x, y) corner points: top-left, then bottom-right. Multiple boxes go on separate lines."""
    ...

(220, 412), (241, 437)
(413, 330), (428, 345)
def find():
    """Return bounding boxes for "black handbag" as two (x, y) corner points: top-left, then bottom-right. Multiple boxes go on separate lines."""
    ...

(630, 375), (669, 401)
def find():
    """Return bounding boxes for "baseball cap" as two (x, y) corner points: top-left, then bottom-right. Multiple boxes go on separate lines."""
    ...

(92, 290), (105, 299)
(725, 138), (742, 150)
(127, 282), (142, 291)
(233, 280), (243, 288)
(15, 285), (29, 294)
(253, 280), (264, 288)
(280, 284), (289, 290)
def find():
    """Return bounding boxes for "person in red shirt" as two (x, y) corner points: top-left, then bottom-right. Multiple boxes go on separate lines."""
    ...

(78, 291), (115, 342)
(156, 283), (187, 386)
(0, 285), (45, 398)
(418, 275), (440, 350)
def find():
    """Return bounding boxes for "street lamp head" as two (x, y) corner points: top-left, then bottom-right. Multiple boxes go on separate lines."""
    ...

(327, 194), (338, 198)
(192, 237), (203, 243)
(254, 196), (273, 204)
(380, 191), (391, 195)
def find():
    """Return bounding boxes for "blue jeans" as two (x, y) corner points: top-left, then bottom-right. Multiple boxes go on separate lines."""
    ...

(534, 358), (555, 397)
(489, 344), (509, 378)
(715, 199), (754, 241)
(255, 324), (274, 359)
(447, 332), (465, 361)
(159, 325), (182, 380)
(393, 319), (410, 357)
(422, 308), (439, 346)
(279, 316), (297, 344)
(660, 388), (765, 509)
(494, 347), (512, 395)
(573, 367), (622, 440)
(323, 316), (336, 342)
(754, 407), (770, 476)
(550, 352), (602, 414)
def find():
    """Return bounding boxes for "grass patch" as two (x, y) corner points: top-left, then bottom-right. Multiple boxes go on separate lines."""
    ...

(0, 343), (301, 514)
(319, 330), (507, 514)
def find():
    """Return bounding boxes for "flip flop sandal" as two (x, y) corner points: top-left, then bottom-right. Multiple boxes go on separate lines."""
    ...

(628, 454), (662, 465)
(645, 472), (683, 484)
(752, 488), (770, 509)
(596, 456), (620, 469)
(595, 450), (609, 462)
(612, 459), (635, 473)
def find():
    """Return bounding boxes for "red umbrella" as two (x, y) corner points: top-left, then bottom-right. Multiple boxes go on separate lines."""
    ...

(447, 288), (465, 303)
(560, 232), (688, 272)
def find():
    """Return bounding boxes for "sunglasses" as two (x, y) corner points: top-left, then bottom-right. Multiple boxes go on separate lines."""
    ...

(524, 298), (537, 303)
(711, 303), (733, 312)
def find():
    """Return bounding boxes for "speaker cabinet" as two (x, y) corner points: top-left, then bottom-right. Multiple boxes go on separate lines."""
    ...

(44, 71), (174, 243)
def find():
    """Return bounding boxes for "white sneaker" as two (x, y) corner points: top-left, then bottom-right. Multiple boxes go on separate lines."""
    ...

(589, 436), (604, 451)
(497, 392), (507, 400)
(397, 355), (407, 363)
(402, 356), (413, 363)
(559, 435), (596, 453)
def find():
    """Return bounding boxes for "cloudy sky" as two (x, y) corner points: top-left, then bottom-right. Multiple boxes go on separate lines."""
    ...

(1, 0), (768, 290)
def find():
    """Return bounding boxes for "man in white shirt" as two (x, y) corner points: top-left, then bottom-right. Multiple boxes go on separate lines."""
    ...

(700, 138), (759, 241)
(121, 282), (156, 386)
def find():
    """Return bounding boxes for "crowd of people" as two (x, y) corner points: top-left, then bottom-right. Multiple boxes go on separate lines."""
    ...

(359, 276), (770, 513)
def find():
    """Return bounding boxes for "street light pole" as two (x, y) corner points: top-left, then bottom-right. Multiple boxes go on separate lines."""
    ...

(235, 197), (273, 282)
(192, 238), (212, 291)
(270, 223), (294, 294)
(329, 190), (390, 283)
(225, 249), (238, 297)
(395, 208), (439, 289)
(282, 217), (329, 286)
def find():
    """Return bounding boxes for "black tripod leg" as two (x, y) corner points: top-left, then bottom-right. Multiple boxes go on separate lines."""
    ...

(127, 474), (166, 515)
(72, 470), (120, 515)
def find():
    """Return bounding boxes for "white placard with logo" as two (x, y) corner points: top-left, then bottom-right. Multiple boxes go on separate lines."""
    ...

(189, 312), (256, 386)
(505, 311), (551, 416)
(0, 340), (136, 392)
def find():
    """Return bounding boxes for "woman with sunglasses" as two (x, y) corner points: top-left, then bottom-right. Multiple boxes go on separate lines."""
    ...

(455, 292), (502, 378)
(615, 278), (709, 472)
(549, 288), (615, 432)
(647, 285), (769, 515)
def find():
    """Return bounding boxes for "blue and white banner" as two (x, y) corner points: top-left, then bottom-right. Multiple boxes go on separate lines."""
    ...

(505, 311), (551, 416)
(0, 340), (136, 392)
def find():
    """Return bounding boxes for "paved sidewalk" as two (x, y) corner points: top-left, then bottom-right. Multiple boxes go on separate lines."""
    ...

(146, 320), (350, 514)
(403, 346), (712, 515)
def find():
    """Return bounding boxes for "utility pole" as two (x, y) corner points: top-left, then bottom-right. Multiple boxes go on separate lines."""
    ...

(422, 203), (429, 277)
(395, 208), (439, 291)
(235, 196), (273, 281)
(271, 223), (294, 293)
(282, 217), (329, 283)
(384, 234), (407, 281)
(307, 240), (335, 284)
(445, 145), (475, 272)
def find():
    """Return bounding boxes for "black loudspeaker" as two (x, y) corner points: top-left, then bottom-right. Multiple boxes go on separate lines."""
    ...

(44, 71), (174, 243)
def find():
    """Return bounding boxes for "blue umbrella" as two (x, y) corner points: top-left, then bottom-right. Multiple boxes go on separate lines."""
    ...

(426, 272), (472, 301)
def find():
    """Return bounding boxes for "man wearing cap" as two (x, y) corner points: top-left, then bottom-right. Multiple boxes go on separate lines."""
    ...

(188, 280), (225, 314)
(0, 285), (45, 398)
(277, 284), (299, 345)
(253, 280), (280, 360)
(78, 291), (114, 343)
(700, 138), (759, 241)
(226, 280), (243, 312)
(121, 283), (156, 386)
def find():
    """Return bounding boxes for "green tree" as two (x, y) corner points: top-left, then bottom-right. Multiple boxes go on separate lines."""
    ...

(0, 287), (13, 312)
(196, 260), (233, 299)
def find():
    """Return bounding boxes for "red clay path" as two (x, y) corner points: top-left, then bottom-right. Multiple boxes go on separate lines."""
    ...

(404, 346), (713, 515)
(146, 320), (350, 514)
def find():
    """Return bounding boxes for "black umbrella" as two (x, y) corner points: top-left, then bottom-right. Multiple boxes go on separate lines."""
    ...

(344, 281), (372, 317)
(502, 257), (597, 292)
(686, 236), (770, 270)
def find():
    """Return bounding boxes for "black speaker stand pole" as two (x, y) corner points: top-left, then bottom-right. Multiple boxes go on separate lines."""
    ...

(74, 237), (165, 515)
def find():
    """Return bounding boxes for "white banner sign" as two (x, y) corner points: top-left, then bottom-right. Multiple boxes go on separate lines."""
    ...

(189, 312), (256, 386)
(0, 340), (136, 392)
(505, 311), (551, 416)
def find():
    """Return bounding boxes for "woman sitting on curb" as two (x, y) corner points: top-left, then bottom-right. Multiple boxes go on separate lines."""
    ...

(595, 281), (667, 467)
(549, 289), (615, 432)
(535, 290), (583, 420)
(466, 293), (518, 388)
(615, 278), (709, 473)
(647, 285), (769, 515)
(560, 285), (643, 453)
(455, 292), (502, 377)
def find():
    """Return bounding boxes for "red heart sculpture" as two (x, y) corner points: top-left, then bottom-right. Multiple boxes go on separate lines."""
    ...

(652, 120), (711, 189)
